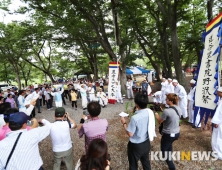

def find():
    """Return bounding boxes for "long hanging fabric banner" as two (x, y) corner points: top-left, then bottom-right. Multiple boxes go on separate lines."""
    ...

(108, 62), (120, 104)
(194, 12), (222, 127)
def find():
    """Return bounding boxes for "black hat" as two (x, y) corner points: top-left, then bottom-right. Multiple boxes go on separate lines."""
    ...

(55, 107), (66, 117)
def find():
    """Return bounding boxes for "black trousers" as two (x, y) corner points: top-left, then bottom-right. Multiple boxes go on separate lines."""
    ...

(100, 86), (104, 91)
(72, 101), (77, 108)
(36, 98), (40, 112)
(46, 99), (51, 109)
(64, 90), (68, 99)
(142, 91), (147, 96)
(68, 91), (71, 102)
(30, 107), (35, 118)
(42, 95), (45, 105)
(39, 99), (42, 107)
(50, 95), (53, 107)
(77, 91), (81, 99)
(161, 133), (180, 170)
(127, 139), (151, 170)
(62, 93), (66, 105)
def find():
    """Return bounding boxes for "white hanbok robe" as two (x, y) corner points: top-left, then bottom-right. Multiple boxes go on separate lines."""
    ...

(88, 87), (95, 101)
(126, 81), (134, 99)
(51, 88), (64, 108)
(161, 81), (168, 104)
(18, 95), (34, 116)
(174, 83), (188, 118)
(97, 91), (108, 106)
(116, 84), (123, 103)
(187, 86), (201, 127)
(165, 82), (174, 95)
(211, 99), (222, 160)
(80, 88), (88, 108)
(153, 91), (162, 103)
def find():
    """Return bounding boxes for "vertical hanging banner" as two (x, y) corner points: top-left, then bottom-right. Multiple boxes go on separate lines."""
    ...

(108, 62), (120, 104)
(194, 12), (222, 126)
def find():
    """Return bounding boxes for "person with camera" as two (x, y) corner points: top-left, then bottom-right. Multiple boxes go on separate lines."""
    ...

(75, 138), (111, 170)
(154, 93), (182, 170)
(78, 102), (108, 153)
(39, 107), (77, 170)
(0, 112), (51, 170)
(0, 108), (38, 141)
(121, 94), (151, 170)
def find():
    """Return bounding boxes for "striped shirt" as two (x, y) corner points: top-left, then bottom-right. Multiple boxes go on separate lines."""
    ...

(0, 119), (51, 170)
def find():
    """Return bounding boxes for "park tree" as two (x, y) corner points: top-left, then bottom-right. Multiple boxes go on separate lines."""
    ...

(0, 22), (29, 90)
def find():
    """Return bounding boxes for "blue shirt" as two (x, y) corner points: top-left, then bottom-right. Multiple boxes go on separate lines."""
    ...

(141, 82), (148, 91)
(126, 109), (149, 143)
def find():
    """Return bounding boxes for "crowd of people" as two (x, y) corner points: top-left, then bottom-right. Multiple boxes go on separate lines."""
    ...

(0, 75), (221, 170)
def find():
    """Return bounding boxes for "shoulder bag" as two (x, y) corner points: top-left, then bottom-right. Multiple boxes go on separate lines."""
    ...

(4, 132), (22, 169)
(159, 106), (180, 135)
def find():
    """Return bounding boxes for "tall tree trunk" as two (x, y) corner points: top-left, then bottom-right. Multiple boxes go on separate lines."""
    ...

(157, 0), (186, 87)
(25, 80), (28, 87)
(207, 0), (214, 23)
(93, 63), (98, 81)
(170, 20), (186, 86)
(14, 64), (21, 90)
(47, 72), (55, 83)
(163, 27), (172, 78)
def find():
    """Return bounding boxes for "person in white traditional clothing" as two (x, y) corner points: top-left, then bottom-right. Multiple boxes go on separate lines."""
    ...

(172, 79), (188, 119)
(187, 79), (201, 128)
(17, 90), (36, 116)
(153, 91), (162, 103)
(97, 88), (108, 107)
(80, 84), (88, 110)
(165, 78), (174, 95)
(99, 79), (104, 91)
(51, 87), (64, 108)
(211, 87), (222, 160)
(88, 83), (95, 102)
(161, 78), (168, 105)
(116, 81), (123, 104)
(126, 79), (134, 99)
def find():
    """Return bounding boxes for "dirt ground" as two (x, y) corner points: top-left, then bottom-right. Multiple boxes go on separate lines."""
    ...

(106, 74), (222, 170)
(38, 74), (222, 170)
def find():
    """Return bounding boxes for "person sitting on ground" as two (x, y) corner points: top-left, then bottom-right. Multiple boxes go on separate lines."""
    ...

(5, 94), (15, 108)
(0, 112), (51, 170)
(0, 108), (38, 141)
(71, 89), (77, 110)
(75, 138), (111, 170)
(97, 88), (108, 108)
(40, 107), (77, 170)
(78, 102), (108, 153)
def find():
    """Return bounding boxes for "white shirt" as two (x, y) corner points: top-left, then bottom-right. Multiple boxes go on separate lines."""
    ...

(99, 80), (104, 86)
(126, 81), (133, 89)
(47, 120), (74, 152)
(88, 87), (94, 94)
(0, 119), (51, 170)
(174, 83), (187, 99)
(165, 82), (174, 95)
(44, 91), (50, 100)
(74, 83), (78, 90)
(39, 90), (42, 99)
(0, 114), (5, 128)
